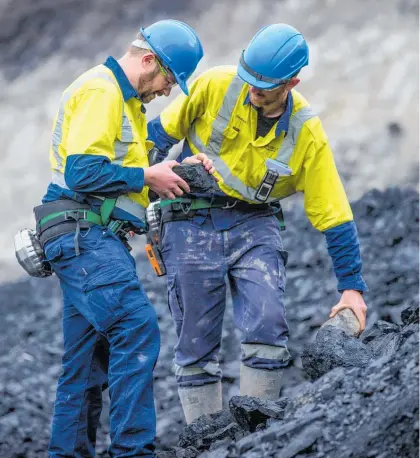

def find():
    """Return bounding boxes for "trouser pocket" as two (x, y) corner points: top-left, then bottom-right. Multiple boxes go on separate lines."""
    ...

(82, 262), (140, 332)
(167, 273), (184, 337)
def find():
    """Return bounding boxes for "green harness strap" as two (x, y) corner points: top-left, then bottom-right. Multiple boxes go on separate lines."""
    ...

(39, 209), (102, 227)
(160, 197), (226, 211)
(38, 198), (120, 256)
(39, 198), (117, 228)
(100, 198), (118, 225)
(160, 197), (286, 230)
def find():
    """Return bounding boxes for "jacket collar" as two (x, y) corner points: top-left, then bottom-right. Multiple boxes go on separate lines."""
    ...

(104, 56), (146, 113)
(244, 90), (293, 136)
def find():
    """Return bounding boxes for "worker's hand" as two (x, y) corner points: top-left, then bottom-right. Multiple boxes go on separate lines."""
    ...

(144, 161), (190, 200)
(330, 290), (367, 332)
(182, 153), (218, 180)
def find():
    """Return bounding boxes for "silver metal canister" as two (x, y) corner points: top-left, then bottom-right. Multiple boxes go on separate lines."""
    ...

(14, 229), (53, 278)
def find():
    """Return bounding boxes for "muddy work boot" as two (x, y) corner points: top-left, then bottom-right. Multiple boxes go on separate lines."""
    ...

(178, 381), (223, 424)
(239, 364), (283, 400)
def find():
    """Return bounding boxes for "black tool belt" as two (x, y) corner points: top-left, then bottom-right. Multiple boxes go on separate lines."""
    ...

(34, 200), (98, 249)
(161, 196), (283, 227)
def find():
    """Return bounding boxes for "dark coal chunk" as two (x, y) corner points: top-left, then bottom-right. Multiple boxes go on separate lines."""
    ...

(208, 436), (233, 451)
(362, 321), (401, 343)
(201, 422), (242, 448)
(178, 409), (234, 449)
(301, 327), (373, 380)
(172, 164), (220, 194)
(361, 321), (405, 357)
(229, 396), (288, 432)
(158, 446), (200, 458)
(274, 421), (324, 458)
(401, 304), (419, 325)
(156, 451), (177, 458)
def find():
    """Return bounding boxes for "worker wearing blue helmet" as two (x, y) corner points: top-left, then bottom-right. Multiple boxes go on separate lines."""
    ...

(148, 23), (368, 423)
(41, 19), (203, 457)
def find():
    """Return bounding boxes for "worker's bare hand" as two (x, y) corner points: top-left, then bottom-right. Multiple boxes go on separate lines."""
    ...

(182, 153), (218, 180)
(330, 290), (367, 332)
(144, 161), (190, 200)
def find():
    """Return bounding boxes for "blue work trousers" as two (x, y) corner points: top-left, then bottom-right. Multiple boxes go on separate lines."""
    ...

(45, 226), (160, 457)
(161, 214), (290, 387)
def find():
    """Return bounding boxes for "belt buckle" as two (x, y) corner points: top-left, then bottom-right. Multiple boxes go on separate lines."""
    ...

(115, 223), (135, 240)
(65, 209), (87, 221)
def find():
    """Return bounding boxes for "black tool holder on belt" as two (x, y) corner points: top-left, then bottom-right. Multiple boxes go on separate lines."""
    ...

(34, 200), (97, 249)
(160, 196), (285, 230)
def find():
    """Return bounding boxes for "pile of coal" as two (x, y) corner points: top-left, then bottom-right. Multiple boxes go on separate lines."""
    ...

(158, 304), (418, 458)
(0, 187), (417, 457)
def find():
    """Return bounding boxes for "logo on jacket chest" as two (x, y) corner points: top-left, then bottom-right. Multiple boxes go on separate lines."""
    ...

(235, 115), (247, 124)
(264, 144), (277, 152)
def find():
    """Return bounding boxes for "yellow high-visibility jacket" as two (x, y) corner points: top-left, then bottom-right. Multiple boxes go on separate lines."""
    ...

(44, 58), (152, 226)
(151, 65), (352, 232)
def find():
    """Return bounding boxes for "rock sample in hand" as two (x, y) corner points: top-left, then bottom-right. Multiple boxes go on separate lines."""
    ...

(172, 164), (220, 195)
(321, 308), (361, 336)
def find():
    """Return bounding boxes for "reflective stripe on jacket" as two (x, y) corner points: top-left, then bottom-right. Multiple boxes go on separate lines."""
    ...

(49, 64), (151, 223)
(159, 65), (353, 232)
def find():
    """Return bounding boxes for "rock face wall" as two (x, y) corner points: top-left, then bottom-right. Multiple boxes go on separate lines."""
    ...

(0, 188), (418, 457)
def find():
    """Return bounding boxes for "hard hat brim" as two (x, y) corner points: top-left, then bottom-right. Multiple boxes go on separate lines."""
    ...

(237, 63), (279, 90)
(176, 77), (189, 96)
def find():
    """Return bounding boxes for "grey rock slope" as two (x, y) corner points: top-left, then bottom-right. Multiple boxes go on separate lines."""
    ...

(0, 187), (418, 457)
(167, 306), (418, 458)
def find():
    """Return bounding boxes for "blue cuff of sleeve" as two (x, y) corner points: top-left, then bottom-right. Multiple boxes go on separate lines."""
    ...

(125, 167), (144, 193)
(324, 221), (369, 293)
(147, 115), (180, 151)
(337, 276), (369, 293)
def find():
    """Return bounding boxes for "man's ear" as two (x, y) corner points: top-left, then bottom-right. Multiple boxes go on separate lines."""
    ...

(142, 52), (156, 69)
(287, 77), (300, 91)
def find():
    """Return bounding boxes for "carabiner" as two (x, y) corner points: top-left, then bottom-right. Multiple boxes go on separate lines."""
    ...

(222, 200), (237, 209)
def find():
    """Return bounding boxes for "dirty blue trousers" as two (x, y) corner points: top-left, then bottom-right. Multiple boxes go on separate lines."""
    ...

(45, 225), (160, 457)
(161, 213), (291, 387)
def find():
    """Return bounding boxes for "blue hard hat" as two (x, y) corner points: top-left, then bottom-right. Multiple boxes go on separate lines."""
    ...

(141, 20), (204, 95)
(238, 24), (309, 90)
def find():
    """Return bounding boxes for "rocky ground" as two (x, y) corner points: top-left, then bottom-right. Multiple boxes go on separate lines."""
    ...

(0, 186), (418, 457)
(165, 305), (418, 458)
(0, 0), (418, 456)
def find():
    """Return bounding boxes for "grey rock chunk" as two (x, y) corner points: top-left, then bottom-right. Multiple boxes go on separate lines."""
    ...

(321, 308), (361, 336)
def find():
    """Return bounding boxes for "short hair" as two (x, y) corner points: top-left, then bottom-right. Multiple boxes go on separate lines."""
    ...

(129, 32), (153, 55)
